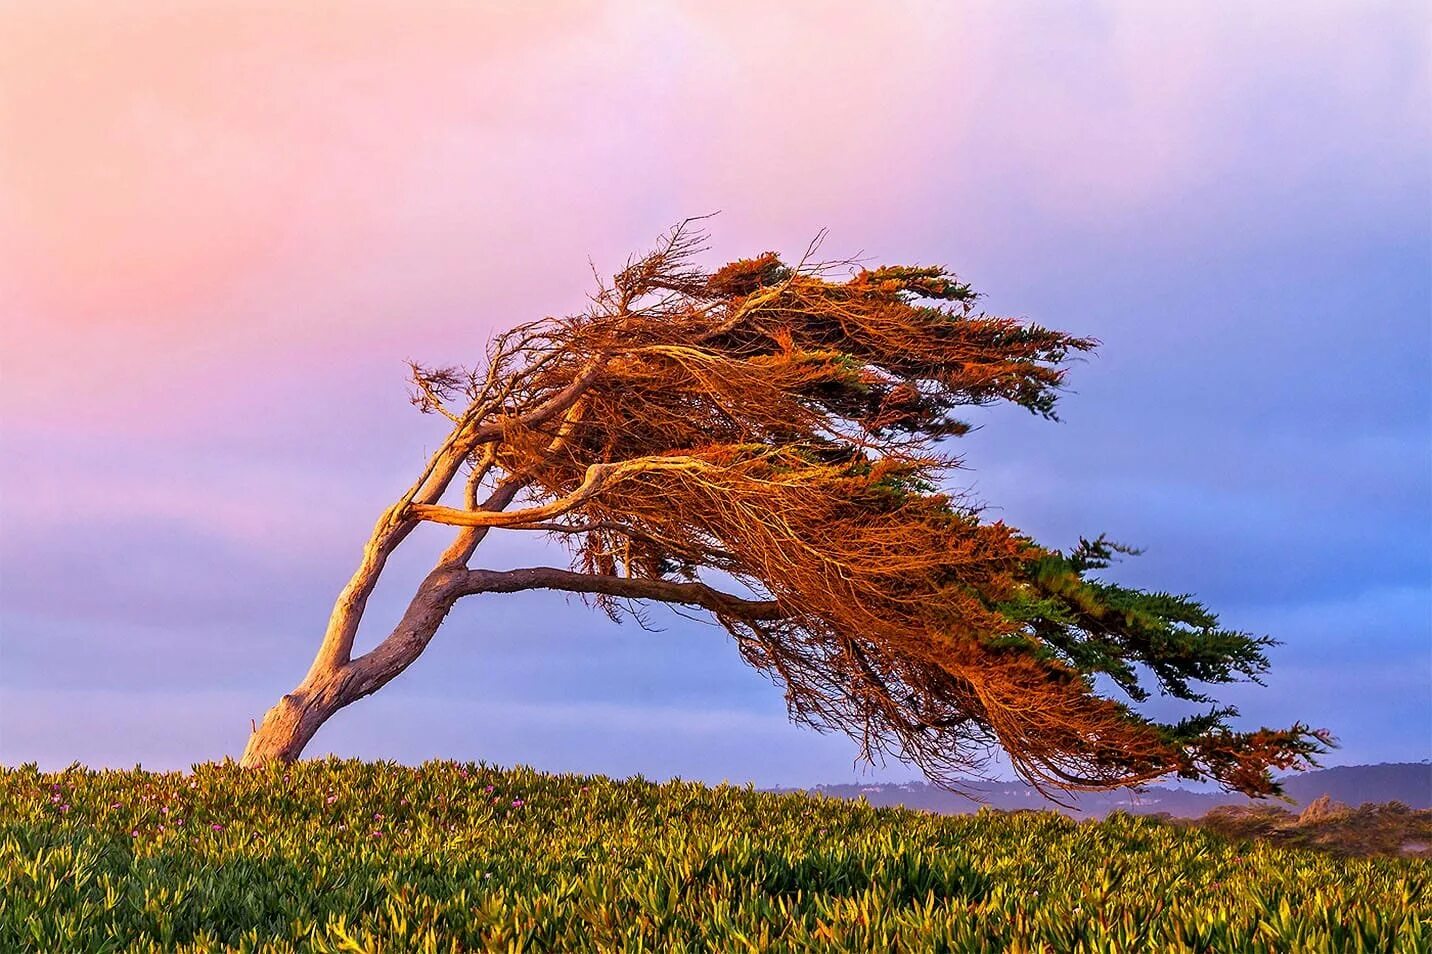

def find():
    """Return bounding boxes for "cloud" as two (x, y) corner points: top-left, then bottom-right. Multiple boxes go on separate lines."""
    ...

(0, 1), (1426, 776)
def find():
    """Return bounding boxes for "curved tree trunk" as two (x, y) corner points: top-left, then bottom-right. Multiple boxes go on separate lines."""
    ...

(240, 674), (352, 766)
(237, 364), (607, 767)
(240, 565), (468, 767)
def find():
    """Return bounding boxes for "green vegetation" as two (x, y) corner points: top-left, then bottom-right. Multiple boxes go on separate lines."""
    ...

(2, 761), (1426, 952)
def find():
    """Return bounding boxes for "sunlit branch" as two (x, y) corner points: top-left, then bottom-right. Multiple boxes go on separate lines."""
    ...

(409, 456), (711, 529)
(458, 566), (784, 621)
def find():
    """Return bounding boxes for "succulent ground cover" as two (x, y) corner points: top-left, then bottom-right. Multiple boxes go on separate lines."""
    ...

(2, 761), (1426, 952)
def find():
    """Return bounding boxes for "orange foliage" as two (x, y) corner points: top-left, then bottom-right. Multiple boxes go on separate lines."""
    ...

(380, 222), (1324, 794)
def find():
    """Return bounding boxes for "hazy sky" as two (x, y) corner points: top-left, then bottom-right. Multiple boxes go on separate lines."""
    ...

(2, 1), (1428, 785)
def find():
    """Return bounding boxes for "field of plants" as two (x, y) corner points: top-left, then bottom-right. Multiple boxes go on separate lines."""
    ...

(2, 760), (1426, 952)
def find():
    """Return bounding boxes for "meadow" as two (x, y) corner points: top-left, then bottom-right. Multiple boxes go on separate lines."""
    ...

(2, 760), (1426, 952)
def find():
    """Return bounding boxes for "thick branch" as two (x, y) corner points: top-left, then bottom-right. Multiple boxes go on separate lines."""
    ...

(409, 456), (708, 529)
(436, 475), (526, 567)
(338, 565), (782, 709)
(303, 363), (608, 674)
(459, 566), (785, 620)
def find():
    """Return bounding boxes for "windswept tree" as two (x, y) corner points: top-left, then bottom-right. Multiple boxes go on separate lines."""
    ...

(241, 223), (1326, 795)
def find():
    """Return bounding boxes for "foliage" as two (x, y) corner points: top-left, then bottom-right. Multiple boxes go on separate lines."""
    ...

(245, 221), (1326, 799)
(3, 762), (1426, 953)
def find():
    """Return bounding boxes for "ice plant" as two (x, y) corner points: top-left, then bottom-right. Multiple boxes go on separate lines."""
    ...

(2, 763), (1423, 950)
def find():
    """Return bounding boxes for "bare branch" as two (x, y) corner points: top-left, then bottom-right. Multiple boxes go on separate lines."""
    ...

(409, 456), (710, 529)
(457, 566), (784, 621)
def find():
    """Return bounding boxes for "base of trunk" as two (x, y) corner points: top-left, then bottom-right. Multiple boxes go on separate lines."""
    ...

(240, 684), (343, 767)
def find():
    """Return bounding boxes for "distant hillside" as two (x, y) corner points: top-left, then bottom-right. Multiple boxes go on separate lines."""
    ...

(779, 762), (1432, 819)
(1276, 763), (1432, 808)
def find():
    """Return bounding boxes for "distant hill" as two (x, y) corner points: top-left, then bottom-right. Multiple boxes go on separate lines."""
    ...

(1275, 763), (1432, 808)
(776, 762), (1432, 819)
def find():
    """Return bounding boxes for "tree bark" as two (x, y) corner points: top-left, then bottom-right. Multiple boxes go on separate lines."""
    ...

(238, 562), (782, 766)
(240, 671), (354, 766)
(239, 567), (464, 767)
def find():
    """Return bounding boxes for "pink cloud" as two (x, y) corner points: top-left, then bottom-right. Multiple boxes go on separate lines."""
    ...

(2, 2), (1422, 438)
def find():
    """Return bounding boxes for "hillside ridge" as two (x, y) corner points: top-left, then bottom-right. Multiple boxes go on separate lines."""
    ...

(778, 761), (1432, 818)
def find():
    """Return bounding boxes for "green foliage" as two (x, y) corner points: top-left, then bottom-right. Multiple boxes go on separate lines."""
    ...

(1010, 534), (1274, 703)
(992, 534), (1330, 794)
(3, 762), (1425, 952)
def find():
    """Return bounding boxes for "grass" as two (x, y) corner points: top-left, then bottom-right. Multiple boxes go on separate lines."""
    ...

(2, 760), (1427, 952)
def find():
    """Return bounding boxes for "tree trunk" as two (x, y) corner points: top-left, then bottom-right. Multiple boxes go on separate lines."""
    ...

(240, 568), (466, 767)
(234, 369), (598, 768)
(239, 672), (351, 767)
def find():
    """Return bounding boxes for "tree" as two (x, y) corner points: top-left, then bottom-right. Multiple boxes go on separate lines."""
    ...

(240, 222), (1327, 796)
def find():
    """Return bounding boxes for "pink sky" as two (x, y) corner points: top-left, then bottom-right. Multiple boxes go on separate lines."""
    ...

(7, 3), (1419, 428)
(1, 2), (1427, 778)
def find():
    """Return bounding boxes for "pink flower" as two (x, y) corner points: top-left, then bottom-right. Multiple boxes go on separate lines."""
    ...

(511, 799), (525, 808)
(326, 795), (338, 804)
(211, 823), (224, 831)
(130, 830), (139, 837)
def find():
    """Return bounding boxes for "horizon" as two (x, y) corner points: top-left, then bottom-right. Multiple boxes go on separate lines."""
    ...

(2, 2), (1428, 787)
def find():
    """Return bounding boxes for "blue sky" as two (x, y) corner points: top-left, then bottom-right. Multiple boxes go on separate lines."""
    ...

(1, 2), (1427, 784)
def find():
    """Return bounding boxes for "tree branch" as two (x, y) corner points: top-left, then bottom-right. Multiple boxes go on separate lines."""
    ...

(458, 566), (785, 620)
(340, 564), (783, 705)
(435, 476), (527, 568)
(302, 362), (611, 675)
(460, 358), (606, 448)
(409, 456), (709, 529)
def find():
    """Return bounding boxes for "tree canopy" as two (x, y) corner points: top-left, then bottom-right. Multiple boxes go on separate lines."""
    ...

(243, 222), (1327, 796)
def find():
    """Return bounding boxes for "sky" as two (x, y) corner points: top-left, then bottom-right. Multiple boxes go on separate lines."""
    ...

(1, 1), (1428, 786)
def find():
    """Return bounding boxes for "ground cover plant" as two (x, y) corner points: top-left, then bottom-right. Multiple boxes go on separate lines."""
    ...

(3, 761), (1426, 952)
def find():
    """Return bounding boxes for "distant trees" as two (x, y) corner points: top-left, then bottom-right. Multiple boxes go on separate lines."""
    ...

(241, 222), (1326, 795)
